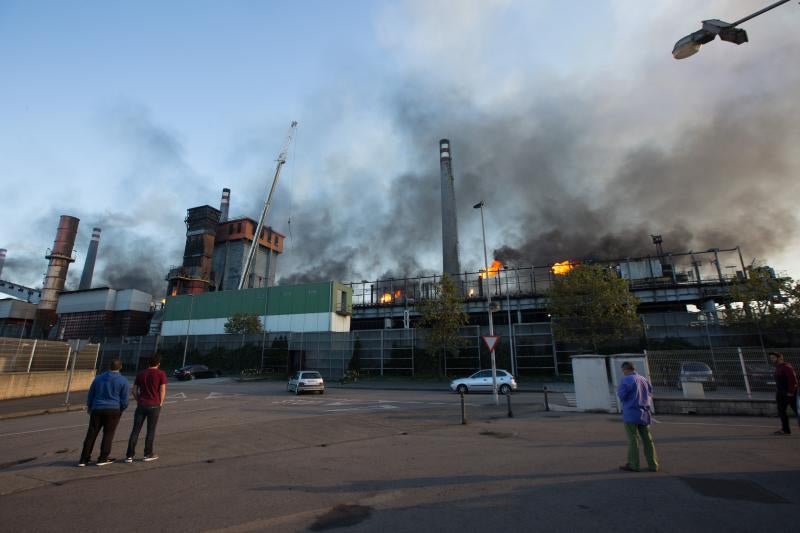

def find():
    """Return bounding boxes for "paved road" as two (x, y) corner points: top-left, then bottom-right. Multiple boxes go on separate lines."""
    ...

(1, 379), (798, 532)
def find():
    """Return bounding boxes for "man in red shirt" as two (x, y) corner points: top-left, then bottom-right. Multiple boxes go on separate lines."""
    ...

(125, 354), (168, 461)
(770, 352), (799, 436)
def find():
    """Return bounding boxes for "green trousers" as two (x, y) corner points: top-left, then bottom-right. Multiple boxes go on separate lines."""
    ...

(624, 423), (659, 471)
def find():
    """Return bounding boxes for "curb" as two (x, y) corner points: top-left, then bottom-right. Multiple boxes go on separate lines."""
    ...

(0, 404), (87, 421)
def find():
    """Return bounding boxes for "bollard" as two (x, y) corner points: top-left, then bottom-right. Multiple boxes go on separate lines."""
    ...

(506, 392), (514, 418)
(460, 391), (467, 425)
(543, 386), (550, 412)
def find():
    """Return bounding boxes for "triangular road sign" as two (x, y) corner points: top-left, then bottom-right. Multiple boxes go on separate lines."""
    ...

(481, 335), (500, 352)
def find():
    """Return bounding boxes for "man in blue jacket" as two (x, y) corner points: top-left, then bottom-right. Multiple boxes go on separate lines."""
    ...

(617, 361), (659, 472)
(78, 359), (130, 467)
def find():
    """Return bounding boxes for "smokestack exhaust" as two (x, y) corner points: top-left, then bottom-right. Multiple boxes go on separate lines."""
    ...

(439, 139), (461, 278)
(220, 188), (230, 223)
(36, 215), (79, 336)
(0, 248), (6, 279)
(78, 227), (102, 290)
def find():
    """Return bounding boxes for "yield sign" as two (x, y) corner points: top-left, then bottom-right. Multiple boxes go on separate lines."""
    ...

(481, 335), (500, 352)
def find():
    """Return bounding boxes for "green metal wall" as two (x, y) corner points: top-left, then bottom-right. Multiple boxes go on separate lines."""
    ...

(163, 282), (352, 321)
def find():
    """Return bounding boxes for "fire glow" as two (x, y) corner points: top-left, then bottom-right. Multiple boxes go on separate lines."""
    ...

(379, 290), (402, 304)
(552, 260), (575, 275)
(479, 260), (502, 279)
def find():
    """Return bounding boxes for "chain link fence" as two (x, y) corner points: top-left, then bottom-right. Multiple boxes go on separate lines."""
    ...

(646, 347), (799, 397)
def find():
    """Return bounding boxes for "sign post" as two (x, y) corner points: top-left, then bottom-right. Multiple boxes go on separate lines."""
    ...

(482, 335), (501, 402)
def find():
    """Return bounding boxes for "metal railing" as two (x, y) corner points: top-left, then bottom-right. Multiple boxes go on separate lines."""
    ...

(0, 337), (100, 373)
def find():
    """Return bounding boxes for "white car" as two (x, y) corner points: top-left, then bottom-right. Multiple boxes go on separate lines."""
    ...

(287, 370), (325, 395)
(450, 369), (517, 395)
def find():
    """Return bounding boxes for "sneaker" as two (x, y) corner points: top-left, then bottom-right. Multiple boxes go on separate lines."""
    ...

(96, 458), (114, 466)
(143, 455), (159, 462)
(124, 457), (134, 463)
(773, 430), (791, 436)
(648, 466), (660, 472)
(619, 464), (639, 472)
(77, 462), (88, 467)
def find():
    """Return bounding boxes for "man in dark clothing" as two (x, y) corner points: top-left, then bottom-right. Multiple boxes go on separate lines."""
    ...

(770, 352), (799, 436)
(125, 354), (167, 462)
(79, 359), (129, 466)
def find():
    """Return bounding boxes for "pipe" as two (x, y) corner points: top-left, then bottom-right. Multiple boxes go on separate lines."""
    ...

(0, 248), (6, 278)
(439, 139), (461, 278)
(37, 215), (79, 335)
(220, 188), (230, 223)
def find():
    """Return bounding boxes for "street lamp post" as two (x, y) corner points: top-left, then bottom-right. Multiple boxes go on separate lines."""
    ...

(474, 200), (499, 405)
(672, 0), (792, 59)
(181, 294), (195, 368)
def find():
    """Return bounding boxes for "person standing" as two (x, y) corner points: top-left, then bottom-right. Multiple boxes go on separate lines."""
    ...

(617, 361), (659, 473)
(770, 352), (799, 436)
(125, 354), (167, 462)
(79, 359), (129, 467)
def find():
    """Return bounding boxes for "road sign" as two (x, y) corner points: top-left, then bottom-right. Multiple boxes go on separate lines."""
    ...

(481, 335), (500, 352)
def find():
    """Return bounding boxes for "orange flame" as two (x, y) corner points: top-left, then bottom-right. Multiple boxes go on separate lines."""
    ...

(379, 290), (402, 304)
(552, 260), (575, 275)
(479, 260), (503, 279)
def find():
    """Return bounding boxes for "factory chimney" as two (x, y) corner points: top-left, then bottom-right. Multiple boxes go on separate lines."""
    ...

(439, 139), (461, 278)
(78, 227), (102, 290)
(219, 188), (230, 223)
(36, 215), (79, 336)
(0, 248), (6, 279)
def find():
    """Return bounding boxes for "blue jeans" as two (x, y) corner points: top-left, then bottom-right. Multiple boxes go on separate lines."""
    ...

(126, 405), (161, 457)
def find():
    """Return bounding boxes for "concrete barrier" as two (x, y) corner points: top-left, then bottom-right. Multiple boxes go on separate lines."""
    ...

(0, 370), (96, 400)
(654, 397), (776, 417)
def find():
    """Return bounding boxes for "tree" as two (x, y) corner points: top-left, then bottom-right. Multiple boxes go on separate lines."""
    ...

(224, 312), (264, 334)
(726, 267), (800, 343)
(549, 264), (642, 353)
(417, 274), (469, 376)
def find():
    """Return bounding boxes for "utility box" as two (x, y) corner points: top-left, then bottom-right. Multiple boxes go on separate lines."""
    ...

(571, 355), (612, 412)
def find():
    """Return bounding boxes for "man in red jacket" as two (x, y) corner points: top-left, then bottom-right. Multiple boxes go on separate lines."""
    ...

(770, 352), (798, 436)
(125, 354), (168, 461)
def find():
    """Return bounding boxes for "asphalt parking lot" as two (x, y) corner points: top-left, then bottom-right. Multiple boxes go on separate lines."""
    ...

(1, 379), (798, 532)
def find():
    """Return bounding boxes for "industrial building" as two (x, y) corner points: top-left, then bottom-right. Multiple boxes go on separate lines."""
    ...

(0, 299), (37, 337)
(166, 189), (285, 296)
(160, 281), (352, 336)
(55, 288), (153, 340)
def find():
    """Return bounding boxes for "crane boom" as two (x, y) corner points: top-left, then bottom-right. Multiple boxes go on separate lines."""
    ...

(238, 120), (298, 290)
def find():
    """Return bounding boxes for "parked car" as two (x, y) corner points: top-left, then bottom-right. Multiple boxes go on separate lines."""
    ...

(287, 370), (325, 395)
(745, 365), (776, 391)
(449, 369), (517, 395)
(677, 361), (715, 390)
(173, 364), (222, 381)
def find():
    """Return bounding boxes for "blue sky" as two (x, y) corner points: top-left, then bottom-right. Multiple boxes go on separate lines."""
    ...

(2, 1), (799, 296)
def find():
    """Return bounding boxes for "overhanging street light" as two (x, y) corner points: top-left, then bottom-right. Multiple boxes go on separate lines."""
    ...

(672, 0), (792, 59)
(473, 200), (499, 406)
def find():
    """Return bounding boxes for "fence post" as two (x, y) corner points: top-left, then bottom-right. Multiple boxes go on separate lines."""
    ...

(380, 330), (384, 376)
(27, 339), (37, 372)
(737, 347), (752, 399)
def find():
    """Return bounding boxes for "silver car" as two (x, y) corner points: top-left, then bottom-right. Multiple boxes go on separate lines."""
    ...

(450, 369), (517, 395)
(677, 361), (716, 390)
(287, 371), (325, 395)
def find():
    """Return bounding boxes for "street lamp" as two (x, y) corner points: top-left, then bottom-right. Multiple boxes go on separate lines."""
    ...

(672, 0), (791, 59)
(473, 200), (499, 405)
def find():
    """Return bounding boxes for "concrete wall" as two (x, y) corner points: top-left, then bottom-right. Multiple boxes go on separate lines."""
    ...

(0, 370), (96, 400)
(654, 397), (777, 417)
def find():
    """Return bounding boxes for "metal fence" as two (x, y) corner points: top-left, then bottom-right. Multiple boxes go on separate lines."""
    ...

(645, 347), (799, 397)
(0, 337), (100, 373)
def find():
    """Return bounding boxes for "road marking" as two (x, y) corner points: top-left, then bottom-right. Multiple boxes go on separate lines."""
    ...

(0, 423), (86, 438)
(206, 392), (241, 400)
(167, 392), (187, 400)
(657, 421), (775, 429)
(326, 404), (399, 412)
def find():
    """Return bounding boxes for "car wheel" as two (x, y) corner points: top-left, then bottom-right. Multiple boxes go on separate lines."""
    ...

(319, 390), (325, 395)
(295, 386), (300, 396)
(215, 370), (222, 377)
(456, 384), (468, 394)
(188, 374), (195, 381)
(499, 384), (511, 395)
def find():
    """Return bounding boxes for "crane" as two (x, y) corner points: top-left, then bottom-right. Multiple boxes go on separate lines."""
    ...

(238, 120), (298, 290)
